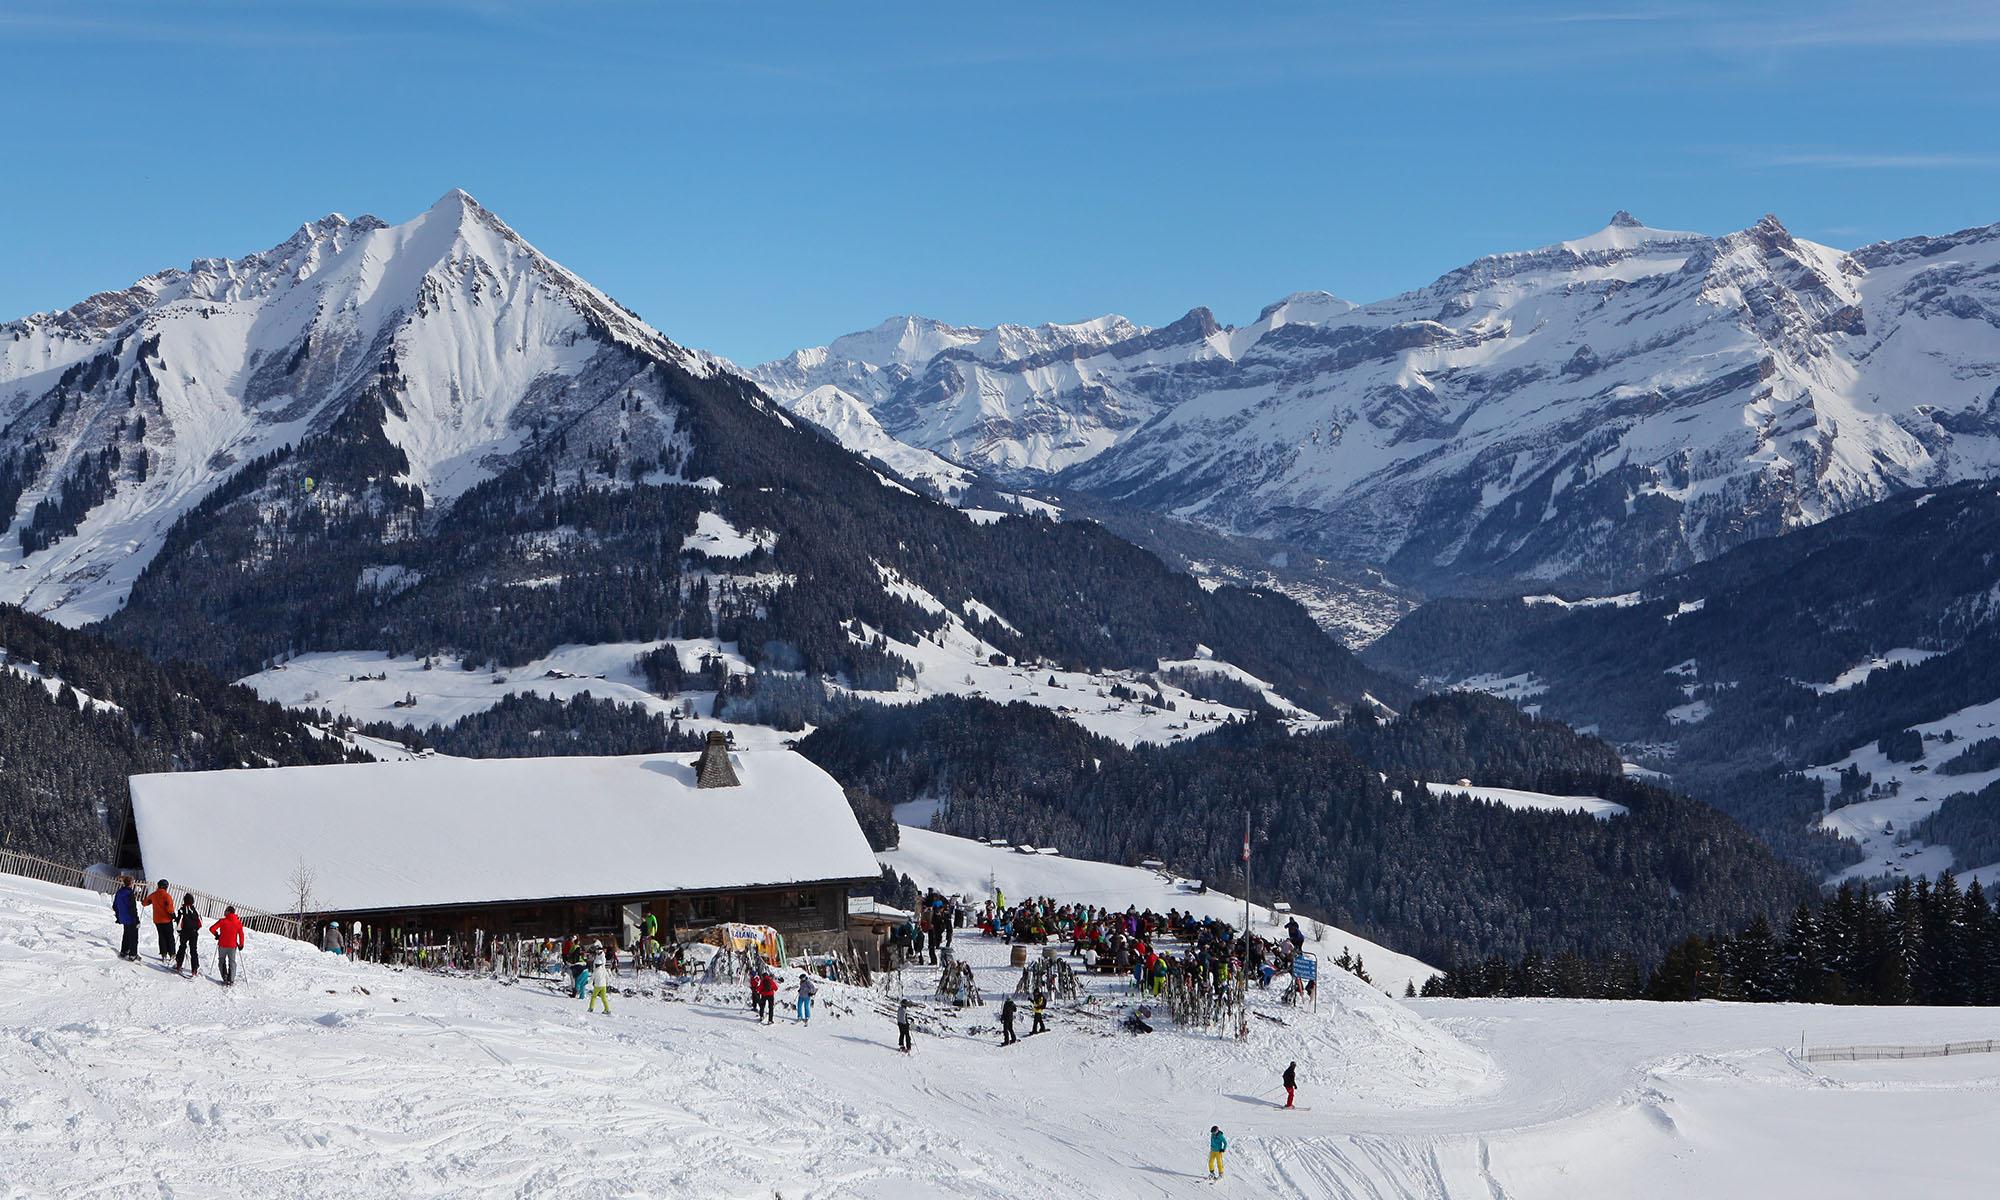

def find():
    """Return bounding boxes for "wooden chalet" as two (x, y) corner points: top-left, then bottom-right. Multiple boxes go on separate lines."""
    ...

(126, 733), (879, 955)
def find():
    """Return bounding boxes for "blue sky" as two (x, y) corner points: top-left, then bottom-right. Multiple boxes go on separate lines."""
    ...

(3, 0), (1998, 363)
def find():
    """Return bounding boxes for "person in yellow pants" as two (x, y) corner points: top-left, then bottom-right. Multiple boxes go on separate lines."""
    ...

(586, 944), (612, 1014)
(1208, 1126), (1227, 1178)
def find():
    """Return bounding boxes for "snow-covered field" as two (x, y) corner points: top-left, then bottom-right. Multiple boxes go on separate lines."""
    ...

(682, 511), (776, 559)
(1421, 782), (1628, 821)
(237, 640), (799, 748)
(0, 643), (123, 714)
(239, 609), (1328, 753)
(9, 846), (2000, 1198)
(1812, 695), (2000, 888)
(1804, 647), (1943, 695)
(1449, 672), (1547, 703)
(844, 578), (1328, 747)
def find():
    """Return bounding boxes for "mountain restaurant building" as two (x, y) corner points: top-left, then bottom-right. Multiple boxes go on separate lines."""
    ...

(125, 734), (879, 956)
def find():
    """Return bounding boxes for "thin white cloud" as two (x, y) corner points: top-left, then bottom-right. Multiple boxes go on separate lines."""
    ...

(1753, 2), (2000, 47)
(0, 7), (382, 49)
(1489, 0), (2000, 53)
(1527, 8), (1699, 23)
(1767, 152), (2000, 169)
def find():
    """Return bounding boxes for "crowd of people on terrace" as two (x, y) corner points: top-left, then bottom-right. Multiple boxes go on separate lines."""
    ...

(882, 887), (1321, 1002)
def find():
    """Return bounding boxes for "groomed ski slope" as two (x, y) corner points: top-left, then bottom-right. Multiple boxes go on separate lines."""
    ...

(5, 859), (1999, 1198)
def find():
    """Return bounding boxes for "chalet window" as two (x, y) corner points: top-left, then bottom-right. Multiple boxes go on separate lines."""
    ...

(795, 890), (819, 913)
(691, 895), (720, 921)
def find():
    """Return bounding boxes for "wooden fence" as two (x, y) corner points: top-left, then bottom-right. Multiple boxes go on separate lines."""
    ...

(0, 847), (304, 939)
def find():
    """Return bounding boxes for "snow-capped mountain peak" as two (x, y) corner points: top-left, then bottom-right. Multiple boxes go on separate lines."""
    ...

(1253, 290), (1358, 329)
(1558, 211), (1705, 255)
(826, 314), (983, 371)
(816, 311), (1149, 373)
(748, 308), (1184, 479)
(0, 190), (710, 622)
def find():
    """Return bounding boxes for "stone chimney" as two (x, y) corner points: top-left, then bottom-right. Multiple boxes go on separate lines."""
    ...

(693, 730), (740, 789)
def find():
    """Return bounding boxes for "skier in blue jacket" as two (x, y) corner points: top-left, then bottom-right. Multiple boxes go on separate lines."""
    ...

(1207, 1126), (1228, 1178)
(111, 876), (140, 961)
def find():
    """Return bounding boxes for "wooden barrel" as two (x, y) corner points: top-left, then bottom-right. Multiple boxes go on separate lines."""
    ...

(1009, 944), (1028, 968)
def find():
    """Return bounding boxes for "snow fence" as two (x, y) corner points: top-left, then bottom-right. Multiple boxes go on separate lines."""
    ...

(1804, 1038), (2000, 1063)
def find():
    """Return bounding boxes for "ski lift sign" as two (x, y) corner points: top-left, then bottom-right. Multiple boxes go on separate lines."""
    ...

(1292, 953), (1318, 982)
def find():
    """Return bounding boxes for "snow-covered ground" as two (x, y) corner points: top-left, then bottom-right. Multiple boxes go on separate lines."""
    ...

(8, 859), (2000, 1198)
(1811, 695), (2000, 887)
(1805, 647), (1943, 695)
(0, 643), (123, 714)
(1665, 697), (1713, 725)
(237, 640), (798, 749)
(1520, 592), (1642, 610)
(681, 511), (776, 559)
(1156, 649), (1314, 719)
(1421, 782), (1628, 821)
(238, 601), (1319, 751)
(843, 574), (1328, 747)
(1449, 672), (1547, 703)
(786, 383), (979, 502)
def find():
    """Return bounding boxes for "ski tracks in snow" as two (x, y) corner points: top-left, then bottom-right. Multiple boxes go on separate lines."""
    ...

(1262, 1133), (1452, 1198)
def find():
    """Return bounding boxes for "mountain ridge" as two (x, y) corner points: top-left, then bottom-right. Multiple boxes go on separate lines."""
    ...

(751, 211), (2000, 594)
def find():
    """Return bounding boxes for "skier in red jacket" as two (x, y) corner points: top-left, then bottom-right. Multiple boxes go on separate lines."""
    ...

(753, 969), (779, 1024)
(210, 907), (246, 986)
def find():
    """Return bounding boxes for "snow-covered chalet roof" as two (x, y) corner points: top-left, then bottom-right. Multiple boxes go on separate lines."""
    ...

(128, 751), (878, 915)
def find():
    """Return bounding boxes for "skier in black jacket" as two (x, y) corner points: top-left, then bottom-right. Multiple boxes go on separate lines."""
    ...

(1283, 1060), (1298, 1108)
(174, 893), (203, 977)
(1000, 997), (1018, 1045)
